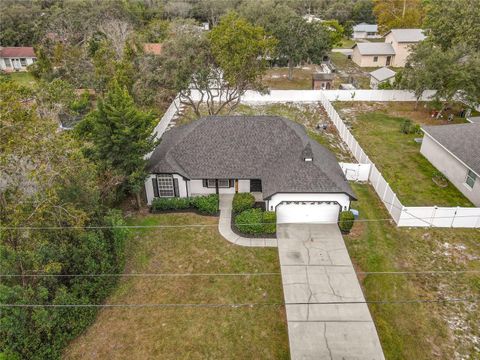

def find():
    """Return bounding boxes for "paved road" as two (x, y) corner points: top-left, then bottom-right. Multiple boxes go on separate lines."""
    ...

(277, 224), (384, 360)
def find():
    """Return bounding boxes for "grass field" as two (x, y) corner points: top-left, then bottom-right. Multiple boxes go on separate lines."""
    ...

(339, 37), (355, 48)
(63, 213), (289, 359)
(263, 66), (312, 90)
(334, 102), (472, 206)
(346, 183), (480, 360)
(6, 71), (36, 87)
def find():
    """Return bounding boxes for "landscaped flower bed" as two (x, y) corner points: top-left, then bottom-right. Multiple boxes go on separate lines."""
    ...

(151, 194), (219, 215)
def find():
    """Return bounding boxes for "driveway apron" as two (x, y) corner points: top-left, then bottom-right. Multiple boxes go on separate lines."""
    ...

(277, 223), (384, 360)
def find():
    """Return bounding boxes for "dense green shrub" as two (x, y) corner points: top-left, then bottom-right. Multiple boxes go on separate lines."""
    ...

(235, 209), (276, 234)
(339, 210), (355, 233)
(232, 193), (255, 213)
(151, 197), (191, 211)
(190, 194), (219, 215)
(262, 211), (277, 234)
(401, 119), (421, 134)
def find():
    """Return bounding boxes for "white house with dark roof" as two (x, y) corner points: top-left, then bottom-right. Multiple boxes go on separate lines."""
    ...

(352, 23), (379, 39)
(0, 47), (36, 72)
(351, 43), (395, 67)
(421, 123), (480, 206)
(145, 116), (356, 223)
(369, 67), (396, 89)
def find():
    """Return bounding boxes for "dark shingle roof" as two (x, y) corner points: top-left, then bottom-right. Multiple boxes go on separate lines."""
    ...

(0, 47), (36, 58)
(422, 123), (480, 175)
(148, 116), (355, 199)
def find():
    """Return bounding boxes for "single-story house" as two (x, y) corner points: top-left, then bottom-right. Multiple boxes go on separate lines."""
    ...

(0, 47), (36, 72)
(369, 67), (396, 89)
(384, 28), (425, 67)
(352, 23), (379, 39)
(146, 116), (356, 223)
(421, 123), (480, 206)
(351, 43), (395, 67)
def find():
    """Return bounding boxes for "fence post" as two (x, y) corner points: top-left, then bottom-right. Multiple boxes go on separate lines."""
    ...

(389, 193), (397, 213)
(430, 206), (437, 227)
(382, 182), (389, 201)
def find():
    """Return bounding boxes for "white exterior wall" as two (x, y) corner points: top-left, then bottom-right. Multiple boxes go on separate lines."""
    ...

(370, 76), (395, 89)
(384, 33), (415, 67)
(0, 57), (35, 71)
(145, 175), (156, 205)
(353, 31), (367, 39)
(144, 173), (188, 205)
(189, 180), (216, 196)
(267, 193), (351, 212)
(420, 135), (480, 206)
(238, 180), (250, 193)
(352, 52), (393, 67)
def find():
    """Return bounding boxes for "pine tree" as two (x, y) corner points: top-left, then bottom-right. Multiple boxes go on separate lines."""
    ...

(86, 81), (157, 206)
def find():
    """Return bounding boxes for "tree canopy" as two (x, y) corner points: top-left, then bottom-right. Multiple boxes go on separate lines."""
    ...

(374, 0), (424, 33)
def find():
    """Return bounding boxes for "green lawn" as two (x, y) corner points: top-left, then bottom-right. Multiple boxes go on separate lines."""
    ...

(6, 71), (36, 87)
(333, 103), (472, 206)
(263, 67), (312, 90)
(64, 213), (288, 359)
(346, 183), (480, 360)
(339, 37), (355, 48)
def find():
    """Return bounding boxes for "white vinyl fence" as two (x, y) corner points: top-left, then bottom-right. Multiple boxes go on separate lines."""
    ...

(316, 92), (480, 228)
(340, 163), (371, 181)
(153, 90), (480, 227)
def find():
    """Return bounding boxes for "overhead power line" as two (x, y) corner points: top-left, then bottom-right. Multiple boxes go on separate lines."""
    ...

(1, 270), (479, 278)
(1, 298), (478, 308)
(1, 212), (480, 230)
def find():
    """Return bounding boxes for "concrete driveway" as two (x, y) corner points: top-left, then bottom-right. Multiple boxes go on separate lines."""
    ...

(278, 224), (384, 360)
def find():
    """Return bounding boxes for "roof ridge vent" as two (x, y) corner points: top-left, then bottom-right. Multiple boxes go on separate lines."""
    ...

(302, 143), (313, 162)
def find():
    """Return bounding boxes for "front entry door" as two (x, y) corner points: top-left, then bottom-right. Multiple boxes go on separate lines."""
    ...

(250, 179), (262, 192)
(386, 56), (391, 66)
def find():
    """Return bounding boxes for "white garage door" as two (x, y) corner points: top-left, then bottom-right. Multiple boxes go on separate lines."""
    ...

(276, 202), (340, 224)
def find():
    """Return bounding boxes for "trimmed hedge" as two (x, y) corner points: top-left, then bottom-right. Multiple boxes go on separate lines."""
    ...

(151, 194), (219, 215)
(232, 193), (255, 213)
(151, 197), (191, 211)
(339, 210), (355, 233)
(190, 194), (219, 215)
(235, 208), (276, 235)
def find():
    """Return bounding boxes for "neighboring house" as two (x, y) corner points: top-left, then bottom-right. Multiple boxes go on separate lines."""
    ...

(384, 29), (425, 67)
(0, 47), (36, 72)
(303, 14), (324, 23)
(369, 67), (396, 89)
(351, 43), (395, 67)
(421, 123), (480, 206)
(145, 116), (356, 223)
(352, 23), (379, 39)
(143, 43), (162, 55)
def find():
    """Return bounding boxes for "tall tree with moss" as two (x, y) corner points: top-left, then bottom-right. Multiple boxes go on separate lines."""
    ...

(80, 81), (157, 206)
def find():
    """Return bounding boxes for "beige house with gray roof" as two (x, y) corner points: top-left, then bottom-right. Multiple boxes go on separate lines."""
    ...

(421, 124), (480, 206)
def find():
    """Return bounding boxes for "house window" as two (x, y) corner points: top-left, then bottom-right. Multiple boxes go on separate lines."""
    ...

(4, 58), (11, 68)
(466, 170), (477, 189)
(373, 56), (378, 62)
(157, 174), (175, 197)
(217, 179), (230, 188)
(20, 58), (27, 66)
(206, 179), (216, 188)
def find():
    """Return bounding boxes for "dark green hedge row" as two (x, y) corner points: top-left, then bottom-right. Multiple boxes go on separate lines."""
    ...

(232, 193), (255, 213)
(234, 208), (276, 235)
(151, 194), (219, 215)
